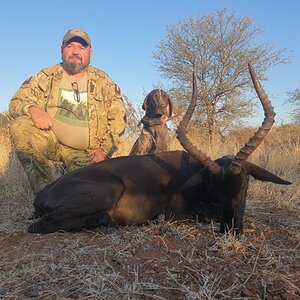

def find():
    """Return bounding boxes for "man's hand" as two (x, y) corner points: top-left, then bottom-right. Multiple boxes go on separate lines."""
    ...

(28, 106), (53, 129)
(87, 149), (109, 164)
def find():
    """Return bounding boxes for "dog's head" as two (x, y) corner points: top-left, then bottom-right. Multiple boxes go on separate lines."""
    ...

(142, 89), (172, 119)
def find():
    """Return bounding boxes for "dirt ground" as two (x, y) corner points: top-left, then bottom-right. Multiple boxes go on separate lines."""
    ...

(0, 198), (299, 300)
(0, 126), (299, 299)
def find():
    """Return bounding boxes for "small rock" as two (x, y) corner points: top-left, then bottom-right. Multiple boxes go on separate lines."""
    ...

(241, 288), (254, 297)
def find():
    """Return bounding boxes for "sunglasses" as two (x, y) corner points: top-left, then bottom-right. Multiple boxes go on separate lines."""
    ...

(71, 82), (80, 103)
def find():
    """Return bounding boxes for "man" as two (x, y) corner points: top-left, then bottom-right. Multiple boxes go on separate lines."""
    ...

(9, 29), (126, 193)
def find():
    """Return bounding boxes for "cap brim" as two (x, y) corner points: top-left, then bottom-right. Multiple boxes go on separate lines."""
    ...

(63, 36), (90, 46)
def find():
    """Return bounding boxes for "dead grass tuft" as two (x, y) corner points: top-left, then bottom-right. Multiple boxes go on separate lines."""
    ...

(0, 125), (299, 299)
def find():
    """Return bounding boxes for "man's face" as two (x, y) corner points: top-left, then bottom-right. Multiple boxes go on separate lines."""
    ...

(61, 41), (92, 74)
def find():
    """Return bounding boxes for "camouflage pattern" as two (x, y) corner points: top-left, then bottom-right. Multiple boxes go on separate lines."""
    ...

(9, 64), (126, 193)
(10, 116), (99, 193)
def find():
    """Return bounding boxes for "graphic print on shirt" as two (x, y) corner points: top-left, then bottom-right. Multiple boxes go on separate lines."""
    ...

(54, 88), (89, 127)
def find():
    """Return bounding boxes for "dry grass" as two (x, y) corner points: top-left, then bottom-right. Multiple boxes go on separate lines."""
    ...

(0, 125), (299, 299)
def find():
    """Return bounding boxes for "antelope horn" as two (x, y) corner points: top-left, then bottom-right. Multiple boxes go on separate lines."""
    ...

(176, 73), (221, 174)
(229, 63), (276, 175)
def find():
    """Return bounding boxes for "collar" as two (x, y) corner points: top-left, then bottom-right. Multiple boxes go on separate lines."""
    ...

(141, 116), (166, 127)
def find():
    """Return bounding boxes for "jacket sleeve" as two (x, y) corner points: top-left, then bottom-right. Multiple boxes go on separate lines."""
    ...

(9, 71), (49, 118)
(99, 80), (127, 156)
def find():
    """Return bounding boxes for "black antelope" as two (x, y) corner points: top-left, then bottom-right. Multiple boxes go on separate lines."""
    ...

(28, 63), (291, 234)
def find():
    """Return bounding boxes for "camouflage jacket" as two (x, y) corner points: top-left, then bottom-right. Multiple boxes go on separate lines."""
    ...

(9, 64), (126, 156)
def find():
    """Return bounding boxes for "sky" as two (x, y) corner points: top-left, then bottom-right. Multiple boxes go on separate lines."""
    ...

(0, 0), (299, 125)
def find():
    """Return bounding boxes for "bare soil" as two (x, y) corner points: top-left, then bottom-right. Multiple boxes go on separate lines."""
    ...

(0, 198), (299, 300)
(0, 127), (299, 299)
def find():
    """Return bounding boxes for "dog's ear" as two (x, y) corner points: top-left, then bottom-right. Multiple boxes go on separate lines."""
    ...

(166, 95), (173, 118)
(142, 95), (148, 111)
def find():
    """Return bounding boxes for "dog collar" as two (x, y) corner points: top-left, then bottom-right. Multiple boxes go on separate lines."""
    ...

(141, 116), (166, 127)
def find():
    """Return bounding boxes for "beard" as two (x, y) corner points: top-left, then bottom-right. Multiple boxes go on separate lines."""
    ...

(63, 55), (90, 73)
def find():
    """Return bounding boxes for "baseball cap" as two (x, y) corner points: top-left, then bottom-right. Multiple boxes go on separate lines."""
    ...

(62, 29), (91, 46)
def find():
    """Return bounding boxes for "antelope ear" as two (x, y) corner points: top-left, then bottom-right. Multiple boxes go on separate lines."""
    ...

(179, 171), (204, 190)
(166, 96), (173, 118)
(142, 95), (148, 111)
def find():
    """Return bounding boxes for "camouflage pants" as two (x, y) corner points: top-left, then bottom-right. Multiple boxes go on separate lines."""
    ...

(10, 116), (93, 193)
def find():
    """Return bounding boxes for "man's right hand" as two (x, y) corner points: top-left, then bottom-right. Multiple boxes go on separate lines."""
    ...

(28, 106), (53, 129)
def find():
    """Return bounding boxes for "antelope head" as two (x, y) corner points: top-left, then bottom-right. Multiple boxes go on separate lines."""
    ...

(176, 63), (291, 234)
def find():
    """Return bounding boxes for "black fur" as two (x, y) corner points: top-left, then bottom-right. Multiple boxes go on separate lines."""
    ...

(28, 152), (291, 234)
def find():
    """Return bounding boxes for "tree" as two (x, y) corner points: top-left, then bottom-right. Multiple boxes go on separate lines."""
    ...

(287, 88), (300, 125)
(122, 94), (144, 138)
(153, 9), (288, 142)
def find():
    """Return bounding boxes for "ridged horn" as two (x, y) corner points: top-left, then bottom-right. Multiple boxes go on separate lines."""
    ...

(229, 63), (276, 175)
(176, 73), (221, 174)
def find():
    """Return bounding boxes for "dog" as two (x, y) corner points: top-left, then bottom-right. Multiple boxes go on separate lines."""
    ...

(130, 89), (173, 155)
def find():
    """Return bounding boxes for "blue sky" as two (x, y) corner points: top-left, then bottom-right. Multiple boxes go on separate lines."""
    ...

(0, 0), (299, 124)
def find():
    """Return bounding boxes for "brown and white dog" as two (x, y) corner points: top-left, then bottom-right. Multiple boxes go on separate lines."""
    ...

(130, 89), (173, 155)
